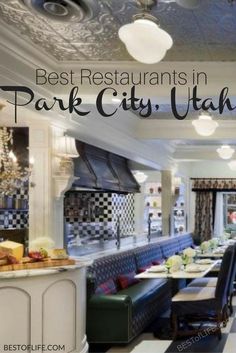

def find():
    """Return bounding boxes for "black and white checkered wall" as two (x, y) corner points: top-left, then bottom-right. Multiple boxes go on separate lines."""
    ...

(112, 193), (135, 236)
(0, 210), (29, 229)
(65, 192), (135, 241)
(0, 187), (29, 229)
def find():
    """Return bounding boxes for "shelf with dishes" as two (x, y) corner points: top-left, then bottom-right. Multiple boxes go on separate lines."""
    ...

(143, 181), (162, 235)
(173, 191), (186, 233)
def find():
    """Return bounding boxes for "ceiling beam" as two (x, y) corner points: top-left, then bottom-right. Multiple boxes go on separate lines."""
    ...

(136, 120), (236, 140)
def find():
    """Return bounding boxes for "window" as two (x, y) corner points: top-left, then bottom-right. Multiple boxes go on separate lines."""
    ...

(223, 193), (236, 231)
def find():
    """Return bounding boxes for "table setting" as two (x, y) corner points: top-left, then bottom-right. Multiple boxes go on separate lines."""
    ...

(135, 247), (218, 280)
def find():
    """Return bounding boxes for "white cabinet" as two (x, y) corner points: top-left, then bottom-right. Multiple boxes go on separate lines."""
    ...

(0, 264), (90, 353)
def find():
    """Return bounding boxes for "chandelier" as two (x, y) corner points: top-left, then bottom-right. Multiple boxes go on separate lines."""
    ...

(0, 127), (32, 196)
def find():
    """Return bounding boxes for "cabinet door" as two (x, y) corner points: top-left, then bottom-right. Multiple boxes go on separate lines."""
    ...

(0, 287), (31, 346)
(42, 280), (76, 352)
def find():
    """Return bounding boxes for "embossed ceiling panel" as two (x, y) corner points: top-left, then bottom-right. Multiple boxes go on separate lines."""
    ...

(0, 0), (236, 62)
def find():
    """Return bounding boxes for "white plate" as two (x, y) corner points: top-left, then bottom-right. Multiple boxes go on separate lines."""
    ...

(185, 266), (203, 273)
(195, 259), (213, 265)
(148, 265), (166, 273)
(214, 249), (224, 254)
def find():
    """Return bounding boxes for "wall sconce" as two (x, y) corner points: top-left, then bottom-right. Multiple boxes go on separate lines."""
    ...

(55, 135), (79, 174)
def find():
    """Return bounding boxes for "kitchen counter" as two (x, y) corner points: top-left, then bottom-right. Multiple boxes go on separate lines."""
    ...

(0, 259), (92, 353)
(0, 258), (92, 279)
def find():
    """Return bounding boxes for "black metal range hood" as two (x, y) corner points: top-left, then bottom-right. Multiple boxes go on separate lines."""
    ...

(72, 141), (140, 193)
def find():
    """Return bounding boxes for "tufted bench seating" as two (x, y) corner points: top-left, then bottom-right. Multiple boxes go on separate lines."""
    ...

(159, 238), (181, 258)
(86, 233), (193, 344)
(133, 243), (163, 271)
(177, 233), (194, 251)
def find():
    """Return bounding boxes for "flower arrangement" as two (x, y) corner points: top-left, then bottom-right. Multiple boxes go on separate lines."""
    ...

(29, 236), (55, 251)
(223, 231), (231, 239)
(165, 255), (182, 273)
(183, 247), (196, 258)
(181, 247), (196, 267)
(209, 238), (218, 250)
(200, 241), (210, 253)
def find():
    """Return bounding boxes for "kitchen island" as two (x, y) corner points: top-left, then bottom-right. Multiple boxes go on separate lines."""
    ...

(0, 259), (92, 353)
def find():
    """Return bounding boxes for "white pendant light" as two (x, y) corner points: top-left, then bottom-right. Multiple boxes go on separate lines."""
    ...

(176, 0), (201, 9)
(217, 145), (235, 160)
(118, 15), (173, 64)
(133, 171), (148, 184)
(228, 160), (236, 171)
(192, 113), (219, 137)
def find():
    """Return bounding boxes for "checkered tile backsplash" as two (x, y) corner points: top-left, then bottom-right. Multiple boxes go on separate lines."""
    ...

(0, 210), (29, 229)
(0, 187), (29, 229)
(65, 192), (135, 240)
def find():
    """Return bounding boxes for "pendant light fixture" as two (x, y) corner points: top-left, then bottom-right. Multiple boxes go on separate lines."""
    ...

(228, 160), (236, 171)
(217, 145), (235, 160)
(118, 0), (173, 64)
(133, 171), (148, 184)
(192, 113), (219, 137)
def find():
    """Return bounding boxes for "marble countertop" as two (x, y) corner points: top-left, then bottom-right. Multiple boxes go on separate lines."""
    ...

(0, 258), (93, 280)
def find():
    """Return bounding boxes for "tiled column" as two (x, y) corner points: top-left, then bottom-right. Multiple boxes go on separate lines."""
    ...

(161, 170), (173, 236)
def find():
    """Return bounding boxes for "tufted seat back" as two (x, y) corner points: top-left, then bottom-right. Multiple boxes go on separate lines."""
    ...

(87, 250), (137, 288)
(159, 238), (181, 258)
(178, 233), (194, 251)
(134, 244), (163, 269)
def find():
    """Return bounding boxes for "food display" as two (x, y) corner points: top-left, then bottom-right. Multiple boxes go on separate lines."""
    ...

(0, 240), (24, 261)
(0, 240), (75, 272)
(50, 248), (68, 260)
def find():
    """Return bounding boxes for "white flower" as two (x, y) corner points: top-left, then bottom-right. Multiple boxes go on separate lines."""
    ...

(200, 241), (210, 252)
(29, 237), (55, 251)
(166, 255), (182, 272)
(183, 247), (196, 258)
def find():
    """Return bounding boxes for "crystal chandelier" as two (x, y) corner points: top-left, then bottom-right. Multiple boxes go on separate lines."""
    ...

(0, 127), (32, 195)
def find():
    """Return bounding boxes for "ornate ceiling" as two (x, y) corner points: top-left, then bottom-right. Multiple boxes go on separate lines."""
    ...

(0, 0), (236, 62)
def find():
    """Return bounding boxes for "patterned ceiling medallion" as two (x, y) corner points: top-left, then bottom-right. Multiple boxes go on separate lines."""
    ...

(20, 0), (99, 22)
